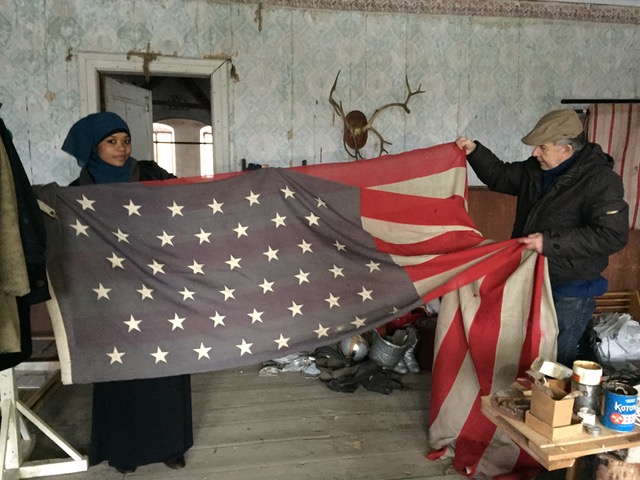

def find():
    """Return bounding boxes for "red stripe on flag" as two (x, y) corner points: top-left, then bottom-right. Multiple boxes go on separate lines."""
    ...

(361, 189), (472, 227)
(373, 230), (485, 256)
(406, 240), (526, 301)
(428, 305), (467, 424)
(451, 395), (497, 475)
(290, 143), (466, 188)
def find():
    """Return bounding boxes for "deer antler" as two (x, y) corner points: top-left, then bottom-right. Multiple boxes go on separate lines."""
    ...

(363, 75), (425, 132)
(328, 71), (424, 159)
(328, 70), (347, 128)
(368, 126), (392, 157)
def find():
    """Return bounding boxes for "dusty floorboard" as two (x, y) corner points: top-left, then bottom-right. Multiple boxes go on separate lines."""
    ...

(22, 363), (467, 479)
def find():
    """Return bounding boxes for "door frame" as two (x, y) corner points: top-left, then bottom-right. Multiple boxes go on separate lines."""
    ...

(76, 52), (233, 173)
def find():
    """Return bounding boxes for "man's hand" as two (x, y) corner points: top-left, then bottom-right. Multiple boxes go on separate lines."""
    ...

(518, 233), (544, 254)
(455, 136), (477, 155)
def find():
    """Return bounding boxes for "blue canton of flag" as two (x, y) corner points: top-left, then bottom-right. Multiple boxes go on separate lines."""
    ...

(42, 168), (420, 384)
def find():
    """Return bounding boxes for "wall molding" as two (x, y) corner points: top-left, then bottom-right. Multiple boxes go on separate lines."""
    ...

(219, 0), (639, 24)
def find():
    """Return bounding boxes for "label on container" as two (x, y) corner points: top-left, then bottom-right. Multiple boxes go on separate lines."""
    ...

(600, 382), (638, 432)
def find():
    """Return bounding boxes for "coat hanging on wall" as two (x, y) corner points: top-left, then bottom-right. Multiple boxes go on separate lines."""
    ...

(0, 117), (50, 370)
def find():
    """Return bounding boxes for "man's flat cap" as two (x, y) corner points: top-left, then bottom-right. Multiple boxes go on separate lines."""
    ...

(521, 109), (584, 146)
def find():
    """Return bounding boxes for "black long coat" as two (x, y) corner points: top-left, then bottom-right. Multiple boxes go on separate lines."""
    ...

(73, 160), (193, 469)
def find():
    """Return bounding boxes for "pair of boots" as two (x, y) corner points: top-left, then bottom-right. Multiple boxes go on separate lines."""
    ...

(393, 326), (420, 374)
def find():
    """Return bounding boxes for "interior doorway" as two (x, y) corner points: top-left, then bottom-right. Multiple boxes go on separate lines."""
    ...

(76, 52), (233, 175)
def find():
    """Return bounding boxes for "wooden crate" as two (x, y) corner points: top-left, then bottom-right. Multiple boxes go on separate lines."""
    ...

(594, 290), (640, 319)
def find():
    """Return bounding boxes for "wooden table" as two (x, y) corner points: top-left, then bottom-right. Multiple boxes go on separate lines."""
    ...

(481, 395), (640, 472)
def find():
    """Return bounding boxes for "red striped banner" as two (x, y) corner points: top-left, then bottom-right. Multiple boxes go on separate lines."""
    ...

(587, 104), (640, 229)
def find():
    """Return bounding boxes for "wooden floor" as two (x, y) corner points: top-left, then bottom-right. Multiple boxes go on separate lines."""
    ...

(25, 363), (468, 480)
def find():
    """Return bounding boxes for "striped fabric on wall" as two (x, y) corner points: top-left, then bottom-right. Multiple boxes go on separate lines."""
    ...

(586, 103), (640, 229)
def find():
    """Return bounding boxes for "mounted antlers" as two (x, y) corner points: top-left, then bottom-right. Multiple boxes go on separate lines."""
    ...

(329, 70), (425, 159)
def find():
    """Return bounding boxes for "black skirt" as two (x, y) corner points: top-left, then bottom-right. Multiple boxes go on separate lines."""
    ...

(89, 374), (193, 468)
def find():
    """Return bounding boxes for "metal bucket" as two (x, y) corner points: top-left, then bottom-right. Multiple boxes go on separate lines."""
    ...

(369, 330), (405, 369)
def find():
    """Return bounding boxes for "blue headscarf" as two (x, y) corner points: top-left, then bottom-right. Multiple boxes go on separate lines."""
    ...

(62, 112), (132, 184)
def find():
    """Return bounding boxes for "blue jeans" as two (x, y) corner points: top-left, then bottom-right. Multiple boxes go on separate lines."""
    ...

(553, 296), (596, 368)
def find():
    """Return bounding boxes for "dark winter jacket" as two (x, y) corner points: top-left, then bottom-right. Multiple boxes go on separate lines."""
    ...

(467, 141), (629, 284)
(70, 158), (175, 185)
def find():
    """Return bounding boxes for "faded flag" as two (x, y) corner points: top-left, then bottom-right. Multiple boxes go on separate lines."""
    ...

(37, 142), (556, 478)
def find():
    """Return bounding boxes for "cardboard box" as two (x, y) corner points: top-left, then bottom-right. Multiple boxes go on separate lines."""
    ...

(525, 411), (583, 441)
(529, 385), (575, 427)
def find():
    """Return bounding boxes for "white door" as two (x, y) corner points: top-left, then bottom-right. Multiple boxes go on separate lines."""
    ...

(103, 76), (154, 161)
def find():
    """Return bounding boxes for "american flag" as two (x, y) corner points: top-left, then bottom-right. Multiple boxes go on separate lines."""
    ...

(39, 142), (556, 477)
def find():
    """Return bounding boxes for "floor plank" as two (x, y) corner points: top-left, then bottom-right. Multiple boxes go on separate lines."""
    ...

(21, 363), (466, 479)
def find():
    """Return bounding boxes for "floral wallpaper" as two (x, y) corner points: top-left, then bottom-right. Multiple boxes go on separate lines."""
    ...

(0, 0), (638, 186)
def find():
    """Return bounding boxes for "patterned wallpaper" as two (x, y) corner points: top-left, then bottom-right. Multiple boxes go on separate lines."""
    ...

(0, 0), (638, 186)
(223, 0), (640, 24)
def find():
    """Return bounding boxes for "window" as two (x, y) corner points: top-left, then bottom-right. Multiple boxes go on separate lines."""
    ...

(200, 126), (214, 176)
(153, 123), (176, 174)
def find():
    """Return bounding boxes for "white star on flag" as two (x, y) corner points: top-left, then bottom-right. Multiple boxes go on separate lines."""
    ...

(248, 309), (264, 324)
(93, 283), (111, 300)
(281, 186), (295, 199)
(329, 265), (344, 278)
(220, 286), (235, 300)
(233, 223), (248, 238)
(298, 240), (313, 253)
(107, 347), (125, 364)
(188, 261), (205, 275)
(137, 284), (154, 300)
(226, 255), (242, 270)
(271, 213), (286, 227)
(168, 314), (186, 330)
(208, 198), (224, 213)
(167, 201), (184, 217)
(236, 339), (253, 356)
(107, 253), (125, 269)
(194, 343), (212, 359)
(123, 200), (141, 216)
(263, 246), (279, 261)
(246, 191), (260, 205)
(76, 195), (95, 211)
(209, 311), (226, 326)
(314, 324), (330, 338)
(288, 301), (303, 317)
(275, 334), (290, 349)
(351, 317), (367, 328)
(325, 293), (340, 308)
(70, 220), (89, 237)
(259, 279), (274, 293)
(295, 269), (310, 285)
(366, 261), (381, 273)
(195, 229), (212, 244)
(305, 212), (320, 226)
(124, 315), (142, 332)
(157, 231), (174, 246)
(112, 228), (129, 243)
(151, 347), (168, 363)
(148, 260), (165, 275)
(180, 288), (195, 301)
(358, 287), (373, 301)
